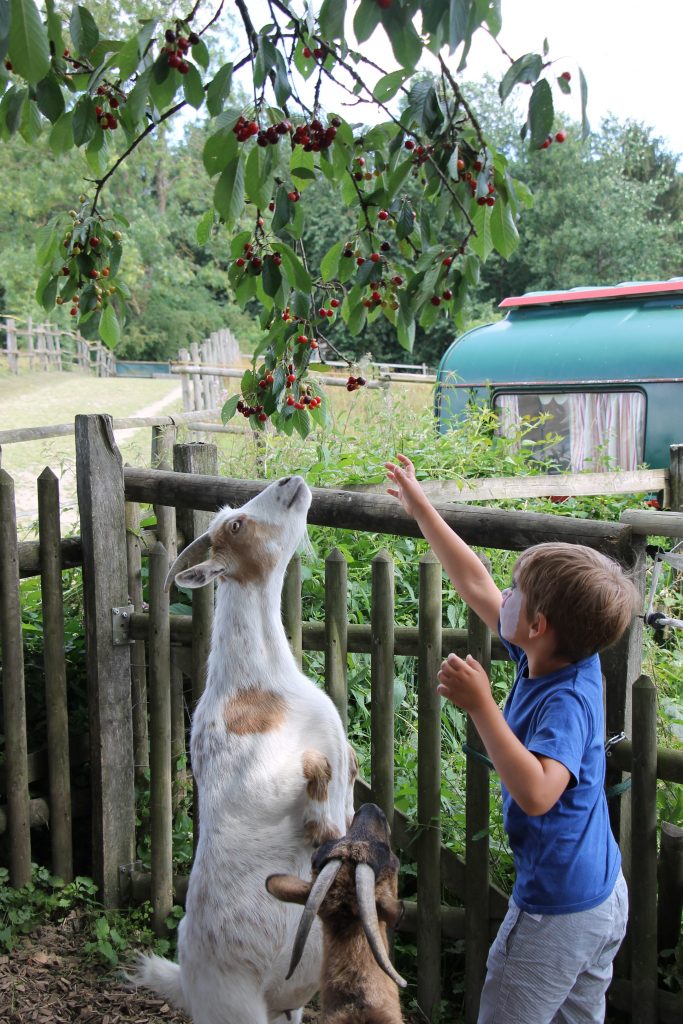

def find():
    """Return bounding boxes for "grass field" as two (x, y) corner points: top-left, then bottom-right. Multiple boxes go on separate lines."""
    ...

(0, 368), (184, 528)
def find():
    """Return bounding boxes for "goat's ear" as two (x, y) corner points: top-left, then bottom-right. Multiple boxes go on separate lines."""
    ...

(376, 892), (404, 929)
(265, 874), (311, 906)
(174, 560), (224, 589)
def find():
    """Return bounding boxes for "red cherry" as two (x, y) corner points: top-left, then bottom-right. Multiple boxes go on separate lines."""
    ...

(266, 374), (274, 384)
(442, 257), (452, 267)
(404, 140), (415, 150)
(391, 275), (403, 286)
(378, 210), (389, 220)
(303, 46), (312, 58)
(442, 289), (453, 300)
(555, 131), (567, 143)
(370, 253), (381, 262)
(561, 71), (571, 81)
(430, 295), (441, 306)
(330, 298), (340, 308)
(377, 0), (392, 7)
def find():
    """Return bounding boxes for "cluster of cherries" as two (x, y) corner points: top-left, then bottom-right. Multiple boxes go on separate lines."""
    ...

(95, 84), (125, 131)
(292, 117), (340, 152)
(234, 241), (282, 275)
(540, 130), (567, 150)
(236, 400), (267, 422)
(162, 28), (199, 74)
(346, 375), (367, 392)
(302, 44), (329, 61)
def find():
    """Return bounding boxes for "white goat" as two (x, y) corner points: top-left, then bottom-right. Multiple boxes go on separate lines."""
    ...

(130, 476), (356, 1024)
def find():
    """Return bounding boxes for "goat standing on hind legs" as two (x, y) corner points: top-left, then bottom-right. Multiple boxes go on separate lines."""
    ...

(129, 476), (356, 1024)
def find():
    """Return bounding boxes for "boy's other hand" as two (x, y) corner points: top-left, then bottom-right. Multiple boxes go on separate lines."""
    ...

(437, 653), (492, 713)
(385, 454), (427, 517)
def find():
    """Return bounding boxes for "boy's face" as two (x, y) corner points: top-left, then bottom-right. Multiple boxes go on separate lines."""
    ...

(500, 576), (529, 646)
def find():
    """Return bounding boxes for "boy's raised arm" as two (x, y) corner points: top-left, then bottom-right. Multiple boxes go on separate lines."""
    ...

(386, 455), (502, 634)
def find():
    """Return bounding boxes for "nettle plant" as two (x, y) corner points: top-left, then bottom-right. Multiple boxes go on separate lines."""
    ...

(0, 0), (587, 435)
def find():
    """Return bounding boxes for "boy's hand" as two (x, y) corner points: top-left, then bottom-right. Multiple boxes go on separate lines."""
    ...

(385, 454), (428, 517)
(437, 653), (492, 713)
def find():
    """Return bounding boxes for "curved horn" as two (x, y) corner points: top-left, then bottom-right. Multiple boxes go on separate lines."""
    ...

(164, 533), (212, 592)
(355, 863), (407, 989)
(285, 859), (342, 980)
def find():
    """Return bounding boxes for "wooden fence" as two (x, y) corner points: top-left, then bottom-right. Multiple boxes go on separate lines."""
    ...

(1, 316), (116, 376)
(0, 417), (682, 1022)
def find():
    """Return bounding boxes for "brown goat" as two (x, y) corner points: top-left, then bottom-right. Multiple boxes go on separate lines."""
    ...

(266, 803), (405, 1024)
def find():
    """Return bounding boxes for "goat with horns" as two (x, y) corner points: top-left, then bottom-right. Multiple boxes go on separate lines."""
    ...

(129, 476), (356, 1024)
(267, 801), (406, 1024)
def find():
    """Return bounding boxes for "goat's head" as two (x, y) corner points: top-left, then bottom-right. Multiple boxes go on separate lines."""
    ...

(164, 475), (312, 591)
(266, 802), (406, 989)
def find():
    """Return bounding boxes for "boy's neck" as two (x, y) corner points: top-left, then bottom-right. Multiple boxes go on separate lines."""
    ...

(523, 642), (574, 679)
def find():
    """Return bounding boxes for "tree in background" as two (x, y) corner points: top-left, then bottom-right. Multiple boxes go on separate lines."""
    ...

(0, 0), (590, 433)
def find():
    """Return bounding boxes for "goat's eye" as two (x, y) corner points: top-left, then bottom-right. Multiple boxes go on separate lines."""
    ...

(230, 519), (242, 534)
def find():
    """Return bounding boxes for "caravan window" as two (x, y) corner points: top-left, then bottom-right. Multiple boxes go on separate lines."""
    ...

(493, 390), (646, 471)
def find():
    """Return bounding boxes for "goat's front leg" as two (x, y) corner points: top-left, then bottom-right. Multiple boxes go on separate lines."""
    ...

(301, 749), (343, 847)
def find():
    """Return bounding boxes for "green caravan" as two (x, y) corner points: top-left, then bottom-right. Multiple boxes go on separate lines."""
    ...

(435, 280), (683, 471)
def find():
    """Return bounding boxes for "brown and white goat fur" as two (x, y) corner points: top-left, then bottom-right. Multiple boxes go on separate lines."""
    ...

(130, 476), (355, 1024)
(267, 802), (405, 1024)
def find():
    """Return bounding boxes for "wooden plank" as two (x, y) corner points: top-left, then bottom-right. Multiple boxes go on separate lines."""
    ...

(38, 468), (73, 882)
(0, 469), (32, 886)
(0, 408), (218, 447)
(465, 576), (492, 1024)
(148, 543), (173, 936)
(123, 468), (637, 561)
(657, 821), (683, 954)
(370, 550), (395, 833)
(620, 509), (683, 538)
(282, 555), (303, 669)
(346, 469), (667, 503)
(325, 549), (348, 730)
(75, 414), (136, 906)
(630, 676), (659, 1024)
(416, 552), (442, 1018)
(126, 499), (149, 784)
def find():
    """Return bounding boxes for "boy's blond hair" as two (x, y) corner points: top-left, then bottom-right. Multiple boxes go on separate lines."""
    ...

(514, 542), (640, 661)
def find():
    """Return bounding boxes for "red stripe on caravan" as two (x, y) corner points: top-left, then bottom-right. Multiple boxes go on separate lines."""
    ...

(499, 280), (683, 309)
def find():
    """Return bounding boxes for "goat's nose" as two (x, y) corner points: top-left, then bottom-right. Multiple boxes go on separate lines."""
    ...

(278, 477), (291, 486)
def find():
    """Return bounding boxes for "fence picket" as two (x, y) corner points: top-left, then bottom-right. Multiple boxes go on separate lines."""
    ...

(371, 550), (395, 833)
(465, 588), (492, 1024)
(0, 469), (32, 886)
(416, 551), (443, 1018)
(126, 498), (149, 784)
(37, 468), (73, 882)
(282, 554), (303, 669)
(324, 548), (348, 730)
(148, 543), (173, 936)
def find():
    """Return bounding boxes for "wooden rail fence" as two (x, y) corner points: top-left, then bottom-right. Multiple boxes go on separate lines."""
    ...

(1, 316), (115, 376)
(0, 418), (682, 1022)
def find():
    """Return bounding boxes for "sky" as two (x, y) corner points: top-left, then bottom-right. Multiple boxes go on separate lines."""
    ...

(228, 0), (683, 158)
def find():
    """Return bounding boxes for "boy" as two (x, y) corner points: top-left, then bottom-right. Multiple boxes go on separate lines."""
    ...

(386, 453), (637, 1024)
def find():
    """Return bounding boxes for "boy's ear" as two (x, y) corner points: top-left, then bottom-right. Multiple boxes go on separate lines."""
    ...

(527, 611), (549, 640)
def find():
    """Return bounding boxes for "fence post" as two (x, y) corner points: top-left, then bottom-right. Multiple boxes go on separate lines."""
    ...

(325, 548), (348, 730)
(6, 317), (18, 374)
(38, 468), (73, 882)
(669, 444), (683, 513)
(465, 567), (492, 1024)
(630, 675), (658, 1024)
(148, 543), (173, 936)
(417, 551), (442, 1019)
(75, 414), (136, 906)
(371, 549), (394, 832)
(282, 554), (303, 669)
(125, 497), (149, 785)
(173, 442), (217, 854)
(0, 469), (32, 887)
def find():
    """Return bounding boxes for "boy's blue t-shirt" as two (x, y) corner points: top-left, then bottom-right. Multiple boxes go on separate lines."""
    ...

(499, 634), (621, 914)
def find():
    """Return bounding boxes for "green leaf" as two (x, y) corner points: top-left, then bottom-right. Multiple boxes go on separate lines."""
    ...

(245, 143), (273, 211)
(272, 241), (312, 292)
(114, 20), (157, 79)
(124, 65), (151, 125)
(384, 10), (422, 70)
(373, 70), (409, 103)
(213, 154), (245, 228)
(499, 53), (543, 102)
(1, 83), (26, 133)
(406, 79), (443, 135)
(99, 304), (120, 348)
(192, 38), (210, 71)
(262, 257), (282, 298)
(45, 0), (64, 56)
(321, 240), (343, 283)
(579, 67), (590, 139)
(196, 209), (213, 245)
(353, 0), (381, 44)
(556, 74), (571, 95)
(221, 394), (240, 423)
(469, 201), (493, 260)
(72, 93), (96, 145)
(527, 78), (553, 149)
(448, 0), (473, 53)
(35, 73), (65, 123)
(319, 0), (346, 39)
(69, 4), (99, 57)
(206, 62), (232, 117)
(490, 199), (519, 259)
(8, 0), (50, 85)
(182, 62), (204, 109)
(397, 309), (415, 352)
(202, 127), (237, 176)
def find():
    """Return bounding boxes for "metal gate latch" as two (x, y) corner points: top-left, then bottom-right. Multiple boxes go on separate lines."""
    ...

(112, 604), (135, 645)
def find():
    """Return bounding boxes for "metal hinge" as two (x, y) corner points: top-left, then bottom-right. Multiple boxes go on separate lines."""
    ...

(605, 731), (627, 757)
(112, 603), (135, 645)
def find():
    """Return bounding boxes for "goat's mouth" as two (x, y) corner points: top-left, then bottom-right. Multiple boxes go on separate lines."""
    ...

(285, 476), (310, 510)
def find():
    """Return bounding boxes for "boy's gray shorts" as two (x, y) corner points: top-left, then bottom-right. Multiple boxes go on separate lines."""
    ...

(478, 871), (628, 1024)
